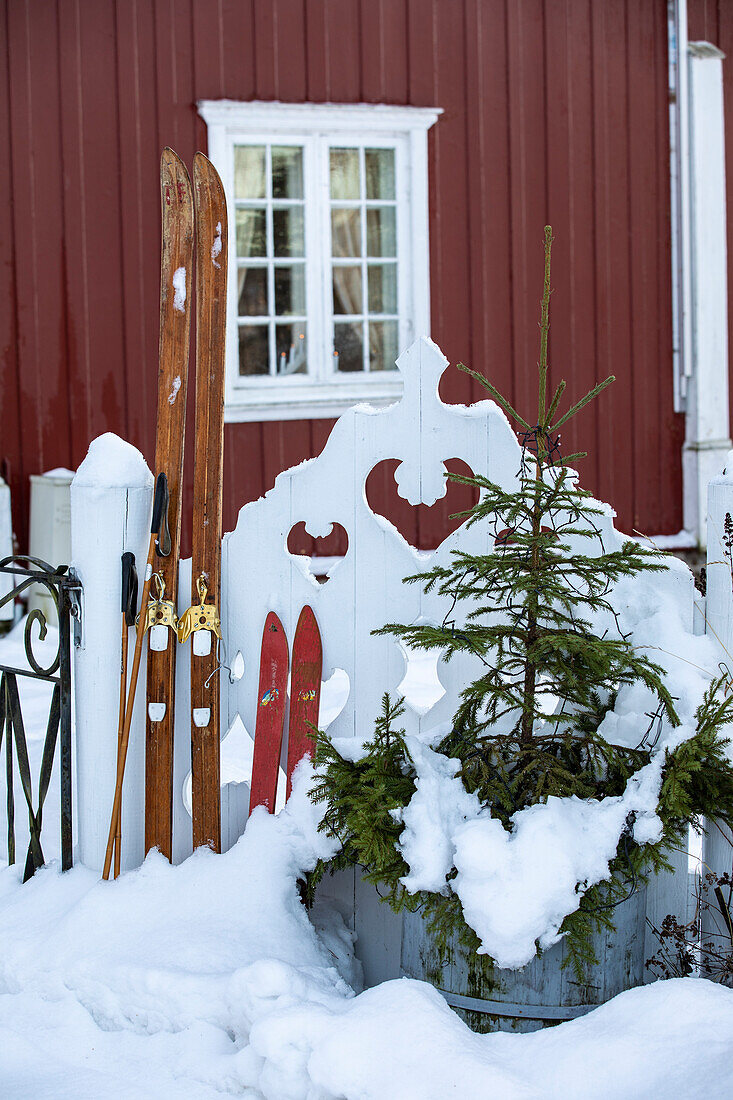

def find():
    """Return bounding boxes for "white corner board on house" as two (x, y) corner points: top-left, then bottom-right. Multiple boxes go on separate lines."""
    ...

(71, 336), (691, 989)
(679, 41), (732, 546)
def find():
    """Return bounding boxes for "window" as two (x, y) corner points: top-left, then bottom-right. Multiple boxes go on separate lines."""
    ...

(198, 101), (441, 421)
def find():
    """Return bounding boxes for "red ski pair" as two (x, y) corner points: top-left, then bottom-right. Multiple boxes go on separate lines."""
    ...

(249, 605), (322, 815)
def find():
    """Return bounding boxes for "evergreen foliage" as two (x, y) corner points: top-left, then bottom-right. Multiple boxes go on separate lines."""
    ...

(309, 227), (733, 974)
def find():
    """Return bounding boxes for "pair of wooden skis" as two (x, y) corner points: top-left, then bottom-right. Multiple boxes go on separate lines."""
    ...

(102, 148), (227, 878)
(249, 606), (322, 815)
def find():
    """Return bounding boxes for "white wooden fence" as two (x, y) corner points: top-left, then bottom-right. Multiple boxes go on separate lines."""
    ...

(72, 337), (697, 987)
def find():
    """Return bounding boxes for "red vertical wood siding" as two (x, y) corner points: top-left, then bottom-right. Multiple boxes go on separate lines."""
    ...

(1, 0), (682, 556)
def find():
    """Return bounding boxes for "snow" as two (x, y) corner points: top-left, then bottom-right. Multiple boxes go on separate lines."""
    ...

(41, 466), (76, 479)
(1, 626), (732, 1097)
(211, 221), (222, 268)
(172, 266), (187, 312)
(396, 739), (483, 894)
(73, 433), (153, 490)
(1, 842), (732, 1095)
(396, 744), (669, 968)
(635, 529), (698, 550)
(167, 374), (182, 405)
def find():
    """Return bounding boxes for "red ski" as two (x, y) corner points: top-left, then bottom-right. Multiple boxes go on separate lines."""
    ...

(286, 605), (322, 797)
(249, 613), (289, 814)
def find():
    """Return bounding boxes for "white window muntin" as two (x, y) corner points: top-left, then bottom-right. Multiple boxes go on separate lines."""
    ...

(233, 137), (311, 381)
(324, 134), (409, 380)
(199, 101), (441, 421)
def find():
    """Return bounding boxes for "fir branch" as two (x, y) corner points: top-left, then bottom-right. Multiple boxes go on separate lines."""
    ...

(551, 376), (615, 431)
(546, 380), (567, 427)
(456, 363), (532, 429)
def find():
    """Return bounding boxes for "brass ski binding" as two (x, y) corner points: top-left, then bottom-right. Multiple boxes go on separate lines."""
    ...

(177, 573), (222, 645)
(140, 572), (178, 634)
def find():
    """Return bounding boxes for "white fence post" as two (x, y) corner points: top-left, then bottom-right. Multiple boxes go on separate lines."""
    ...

(702, 459), (733, 928)
(71, 434), (153, 871)
(682, 43), (732, 546)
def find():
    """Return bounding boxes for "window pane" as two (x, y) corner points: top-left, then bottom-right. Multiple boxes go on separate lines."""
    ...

(369, 320), (399, 371)
(236, 208), (266, 257)
(366, 207), (396, 257)
(273, 207), (305, 258)
(367, 264), (397, 314)
(276, 323), (307, 375)
(239, 325), (270, 376)
(330, 148), (360, 200)
(333, 265), (362, 315)
(234, 146), (266, 199)
(365, 148), (395, 200)
(271, 147), (303, 199)
(334, 322), (364, 372)
(331, 208), (362, 257)
(274, 265), (306, 315)
(237, 267), (268, 316)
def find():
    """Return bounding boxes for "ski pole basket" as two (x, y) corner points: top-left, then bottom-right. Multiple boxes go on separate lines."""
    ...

(0, 556), (82, 879)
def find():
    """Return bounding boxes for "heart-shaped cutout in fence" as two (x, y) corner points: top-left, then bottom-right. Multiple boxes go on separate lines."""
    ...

(287, 522), (349, 583)
(365, 458), (478, 551)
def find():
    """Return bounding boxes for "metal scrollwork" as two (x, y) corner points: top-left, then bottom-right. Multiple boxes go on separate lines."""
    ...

(0, 556), (66, 676)
(25, 606), (61, 677)
(0, 555), (81, 877)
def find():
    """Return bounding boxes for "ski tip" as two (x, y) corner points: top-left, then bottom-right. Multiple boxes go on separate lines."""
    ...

(294, 606), (322, 659)
(160, 149), (193, 217)
(193, 151), (225, 193)
(193, 150), (217, 173)
(262, 611), (289, 660)
(296, 604), (320, 633)
(161, 147), (189, 175)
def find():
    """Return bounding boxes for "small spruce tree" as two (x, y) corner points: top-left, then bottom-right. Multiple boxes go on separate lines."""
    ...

(310, 227), (733, 972)
(376, 226), (677, 820)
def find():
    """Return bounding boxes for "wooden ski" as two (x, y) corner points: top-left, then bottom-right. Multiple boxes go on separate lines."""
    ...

(249, 613), (289, 814)
(144, 149), (194, 859)
(186, 152), (228, 851)
(286, 605), (322, 797)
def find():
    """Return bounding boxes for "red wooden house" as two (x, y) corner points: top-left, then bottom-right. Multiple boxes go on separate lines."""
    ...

(1, 0), (732, 557)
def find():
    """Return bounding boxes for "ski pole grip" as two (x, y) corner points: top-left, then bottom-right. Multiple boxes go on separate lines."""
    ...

(151, 472), (172, 557)
(121, 552), (138, 626)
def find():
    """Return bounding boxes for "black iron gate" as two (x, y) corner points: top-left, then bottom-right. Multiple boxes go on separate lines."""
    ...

(0, 557), (82, 880)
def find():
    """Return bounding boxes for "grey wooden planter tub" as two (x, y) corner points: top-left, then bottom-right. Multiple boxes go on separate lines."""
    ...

(400, 884), (647, 1033)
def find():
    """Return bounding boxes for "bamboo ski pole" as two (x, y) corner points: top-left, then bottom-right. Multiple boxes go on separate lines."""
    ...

(103, 473), (170, 881)
(111, 552), (138, 878)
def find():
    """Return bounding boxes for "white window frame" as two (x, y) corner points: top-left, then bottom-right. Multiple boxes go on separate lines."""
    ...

(198, 100), (441, 422)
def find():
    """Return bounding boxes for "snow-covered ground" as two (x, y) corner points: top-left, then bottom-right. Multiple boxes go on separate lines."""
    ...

(1, 621), (733, 1098)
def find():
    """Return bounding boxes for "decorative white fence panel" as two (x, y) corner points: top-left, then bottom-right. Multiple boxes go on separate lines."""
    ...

(71, 337), (693, 987)
(221, 338), (522, 778)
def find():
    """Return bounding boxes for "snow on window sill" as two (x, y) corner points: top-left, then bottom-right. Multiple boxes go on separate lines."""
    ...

(224, 374), (403, 423)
